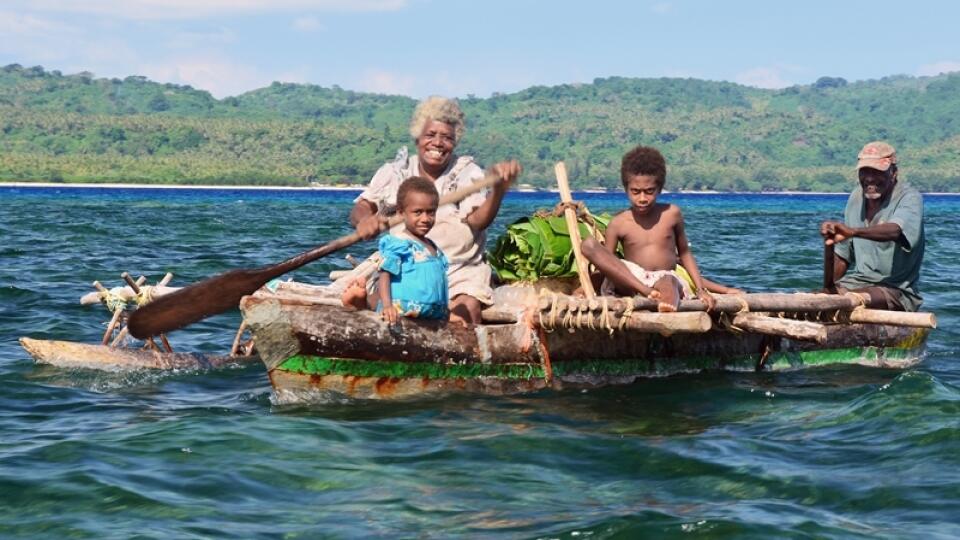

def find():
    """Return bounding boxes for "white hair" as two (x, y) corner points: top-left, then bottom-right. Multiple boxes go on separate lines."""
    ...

(409, 96), (466, 144)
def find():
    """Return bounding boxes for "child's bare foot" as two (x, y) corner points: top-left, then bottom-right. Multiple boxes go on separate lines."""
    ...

(340, 277), (367, 310)
(449, 312), (468, 325)
(657, 301), (678, 312)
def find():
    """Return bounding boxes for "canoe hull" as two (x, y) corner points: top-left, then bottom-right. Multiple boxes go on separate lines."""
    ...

(241, 297), (929, 400)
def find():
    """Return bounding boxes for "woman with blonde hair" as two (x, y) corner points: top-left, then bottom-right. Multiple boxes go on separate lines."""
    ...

(350, 96), (521, 324)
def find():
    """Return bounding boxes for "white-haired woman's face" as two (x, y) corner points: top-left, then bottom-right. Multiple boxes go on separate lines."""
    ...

(416, 120), (456, 171)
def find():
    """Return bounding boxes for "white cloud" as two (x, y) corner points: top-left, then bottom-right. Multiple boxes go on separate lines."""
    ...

(356, 69), (417, 96)
(916, 61), (960, 77)
(293, 15), (323, 32)
(141, 57), (269, 97)
(0, 9), (76, 37)
(735, 67), (792, 89)
(0, 10), (139, 75)
(15, 0), (406, 20)
(165, 27), (237, 49)
(651, 2), (673, 14)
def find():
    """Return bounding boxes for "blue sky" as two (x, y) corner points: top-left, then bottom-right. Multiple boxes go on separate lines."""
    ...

(2, 0), (958, 98)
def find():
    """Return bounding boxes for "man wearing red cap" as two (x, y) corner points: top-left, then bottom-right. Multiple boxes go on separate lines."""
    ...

(820, 141), (925, 311)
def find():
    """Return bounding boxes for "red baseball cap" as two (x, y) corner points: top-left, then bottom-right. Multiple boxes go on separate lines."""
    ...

(856, 141), (897, 171)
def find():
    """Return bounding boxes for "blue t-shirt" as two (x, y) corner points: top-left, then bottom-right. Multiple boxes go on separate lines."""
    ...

(378, 232), (449, 319)
(834, 181), (924, 311)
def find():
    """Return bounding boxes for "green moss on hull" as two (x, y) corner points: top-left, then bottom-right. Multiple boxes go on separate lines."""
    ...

(279, 355), (547, 380)
(276, 344), (923, 381)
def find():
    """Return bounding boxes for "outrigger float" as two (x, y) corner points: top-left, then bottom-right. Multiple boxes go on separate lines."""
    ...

(20, 271), (259, 371)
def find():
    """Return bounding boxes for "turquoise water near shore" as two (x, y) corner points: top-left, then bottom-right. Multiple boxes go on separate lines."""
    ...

(1, 187), (958, 538)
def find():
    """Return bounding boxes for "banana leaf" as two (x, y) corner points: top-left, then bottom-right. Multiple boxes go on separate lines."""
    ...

(487, 213), (612, 282)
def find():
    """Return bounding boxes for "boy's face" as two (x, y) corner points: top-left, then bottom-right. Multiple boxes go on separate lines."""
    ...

(624, 174), (661, 214)
(400, 190), (439, 238)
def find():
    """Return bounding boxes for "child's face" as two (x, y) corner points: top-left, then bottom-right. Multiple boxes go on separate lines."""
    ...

(624, 174), (661, 214)
(400, 191), (438, 238)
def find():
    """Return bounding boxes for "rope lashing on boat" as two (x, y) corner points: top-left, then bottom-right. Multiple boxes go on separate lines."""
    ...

(717, 294), (750, 335)
(518, 306), (538, 353)
(583, 300), (596, 330)
(717, 312), (745, 335)
(540, 290), (561, 332)
(98, 288), (128, 313)
(135, 285), (157, 306)
(618, 297), (635, 330)
(599, 297), (615, 335)
(536, 325), (553, 384)
(536, 291), (719, 334)
(539, 201), (605, 243)
(734, 295), (750, 313)
(562, 301), (576, 331)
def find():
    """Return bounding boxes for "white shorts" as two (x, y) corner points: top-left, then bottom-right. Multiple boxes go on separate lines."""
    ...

(600, 259), (694, 299)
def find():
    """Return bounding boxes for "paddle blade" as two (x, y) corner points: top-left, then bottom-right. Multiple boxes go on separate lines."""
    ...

(128, 268), (272, 339)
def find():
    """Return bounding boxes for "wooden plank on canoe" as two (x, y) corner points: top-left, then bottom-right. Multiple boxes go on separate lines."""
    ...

(19, 337), (259, 371)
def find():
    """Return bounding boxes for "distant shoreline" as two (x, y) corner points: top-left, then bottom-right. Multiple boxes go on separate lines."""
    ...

(0, 181), (361, 191)
(1, 182), (956, 196)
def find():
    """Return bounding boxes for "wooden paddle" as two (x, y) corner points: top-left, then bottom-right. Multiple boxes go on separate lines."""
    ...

(127, 171), (502, 339)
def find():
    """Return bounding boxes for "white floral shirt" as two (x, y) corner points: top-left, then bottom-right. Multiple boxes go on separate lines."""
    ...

(356, 147), (490, 267)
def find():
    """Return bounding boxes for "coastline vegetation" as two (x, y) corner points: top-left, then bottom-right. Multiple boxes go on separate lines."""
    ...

(2, 64), (958, 191)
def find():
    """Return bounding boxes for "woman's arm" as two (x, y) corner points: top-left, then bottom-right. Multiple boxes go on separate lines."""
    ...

(464, 160), (521, 232)
(351, 199), (387, 240)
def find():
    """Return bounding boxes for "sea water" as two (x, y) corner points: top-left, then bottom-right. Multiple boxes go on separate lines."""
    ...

(1, 187), (958, 538)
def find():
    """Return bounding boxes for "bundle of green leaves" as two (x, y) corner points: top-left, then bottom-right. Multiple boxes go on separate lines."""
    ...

(487, 213), (612, 282)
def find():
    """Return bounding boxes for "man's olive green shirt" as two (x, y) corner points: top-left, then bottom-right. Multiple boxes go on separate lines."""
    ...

(835, 181), (924, 311)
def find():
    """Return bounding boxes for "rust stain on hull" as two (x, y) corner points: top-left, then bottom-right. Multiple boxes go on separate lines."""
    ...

(375, 377), (401, 397)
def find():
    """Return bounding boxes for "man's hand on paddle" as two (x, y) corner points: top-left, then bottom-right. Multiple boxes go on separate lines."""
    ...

(820, 220), (855, 246)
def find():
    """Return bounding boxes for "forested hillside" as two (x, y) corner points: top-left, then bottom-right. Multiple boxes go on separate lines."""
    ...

(1, 64), (958, 191)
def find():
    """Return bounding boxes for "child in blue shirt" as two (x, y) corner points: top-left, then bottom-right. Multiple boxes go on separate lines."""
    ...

(341, 176), (449, 323)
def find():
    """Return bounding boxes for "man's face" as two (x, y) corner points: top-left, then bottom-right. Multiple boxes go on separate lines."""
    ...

(858, 167), (895, 201)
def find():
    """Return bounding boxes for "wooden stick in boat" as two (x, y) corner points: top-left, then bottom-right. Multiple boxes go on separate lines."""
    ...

(555, 162), (596, 298)
(230, 321), (248, 356)
(730, 313), (827, 343)
(824, 242), (836, 292)
(102, 306), (124, 345)
(94, 280), (124, 344)
(604, 311), (711, 333)
(847, 308), (937, 328)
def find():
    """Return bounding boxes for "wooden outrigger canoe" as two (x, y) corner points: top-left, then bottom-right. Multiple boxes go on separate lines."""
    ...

(241, 282), (934, 400)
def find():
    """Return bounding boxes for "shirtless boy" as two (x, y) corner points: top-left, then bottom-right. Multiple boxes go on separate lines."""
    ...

(580, 145), (716, 312)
